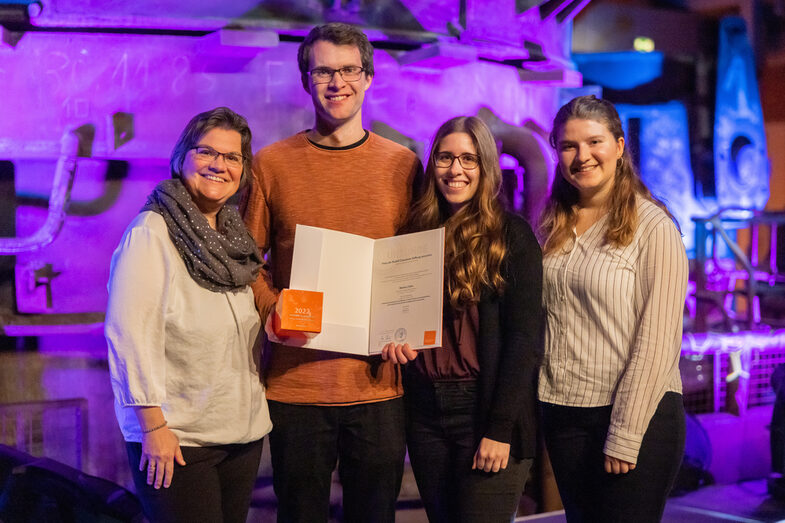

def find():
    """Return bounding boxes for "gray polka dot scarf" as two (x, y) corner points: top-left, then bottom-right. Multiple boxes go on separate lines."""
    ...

(141, 178), (263, 293)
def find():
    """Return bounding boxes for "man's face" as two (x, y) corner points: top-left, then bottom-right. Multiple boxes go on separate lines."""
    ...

(305, 40), (372, 131)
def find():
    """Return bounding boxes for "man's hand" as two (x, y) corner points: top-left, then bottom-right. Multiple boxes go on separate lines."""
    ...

(380, 342), (418, 364)
(264, 297), (309, 346)
(264, 308), (283, 343)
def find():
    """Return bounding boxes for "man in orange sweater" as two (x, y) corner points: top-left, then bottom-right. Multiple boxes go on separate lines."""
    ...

(243, 22), (422, 523)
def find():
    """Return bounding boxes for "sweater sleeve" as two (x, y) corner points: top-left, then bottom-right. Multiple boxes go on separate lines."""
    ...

(485, 216), (544, 443)
(105, 220), (173, 407)
(604, 219), (688, 463)
(242, 155), (279, 322)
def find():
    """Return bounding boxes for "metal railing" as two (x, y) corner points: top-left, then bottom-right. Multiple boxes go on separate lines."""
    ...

(692, 208), (785, 332)
(0, 398), (88, 471)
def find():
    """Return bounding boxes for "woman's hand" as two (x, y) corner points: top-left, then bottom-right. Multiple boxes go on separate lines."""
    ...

(133, 407), (186, 489)
(604, 454), (636, 474)
(472, 437), (510, 473)
(380, 342), (419, 364)
(140, 427), (186, 489)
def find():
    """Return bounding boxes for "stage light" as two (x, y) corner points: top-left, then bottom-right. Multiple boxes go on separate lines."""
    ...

(633, 36), (655, 52)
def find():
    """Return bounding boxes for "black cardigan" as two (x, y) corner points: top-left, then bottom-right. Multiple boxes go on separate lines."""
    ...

(473, 213), (544, 460)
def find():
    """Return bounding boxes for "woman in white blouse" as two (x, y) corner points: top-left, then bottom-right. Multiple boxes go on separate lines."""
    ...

(538, 95), (688, 522)
(106, 107), (271, 523)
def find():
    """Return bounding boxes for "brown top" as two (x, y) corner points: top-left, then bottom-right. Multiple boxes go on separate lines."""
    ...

(243, 131), (421, 405)
(415, 303), (480, 381)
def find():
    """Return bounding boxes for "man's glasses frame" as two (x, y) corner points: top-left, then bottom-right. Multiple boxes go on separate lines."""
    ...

(308, 66), (365, 84)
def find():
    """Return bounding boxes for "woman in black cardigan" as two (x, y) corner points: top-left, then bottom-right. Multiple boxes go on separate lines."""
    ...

(382, 116), (543, 523)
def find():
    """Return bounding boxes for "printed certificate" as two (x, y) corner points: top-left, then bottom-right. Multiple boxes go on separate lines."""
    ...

(278, 224), (444, 355)
(369, 233), (443, 351)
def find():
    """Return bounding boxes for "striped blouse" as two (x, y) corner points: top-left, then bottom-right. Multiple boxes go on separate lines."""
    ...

(538, 197), (688, 464)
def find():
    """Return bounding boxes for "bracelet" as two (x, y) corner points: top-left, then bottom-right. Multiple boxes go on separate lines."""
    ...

(141, 421), (167, 434)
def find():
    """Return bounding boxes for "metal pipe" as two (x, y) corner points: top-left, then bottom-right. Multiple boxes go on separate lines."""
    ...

(0, 130), (78, 255)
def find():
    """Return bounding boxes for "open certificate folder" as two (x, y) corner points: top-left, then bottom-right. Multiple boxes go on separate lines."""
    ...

(282, 224), (445, 356)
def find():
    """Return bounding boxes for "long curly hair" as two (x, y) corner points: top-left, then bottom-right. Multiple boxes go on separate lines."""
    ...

(403, 116), (507, 308)
(538, 95), (673, 255)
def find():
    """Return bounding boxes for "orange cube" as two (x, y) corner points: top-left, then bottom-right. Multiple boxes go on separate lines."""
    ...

(273, 289), (323, 338)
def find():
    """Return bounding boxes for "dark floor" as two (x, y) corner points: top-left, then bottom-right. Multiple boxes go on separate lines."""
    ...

(517, 480), (785, 523)
(246, 477), (785, 523)
(661, 479), (785, 523)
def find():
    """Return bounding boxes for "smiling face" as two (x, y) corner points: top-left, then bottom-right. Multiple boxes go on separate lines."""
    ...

(306, 40), (372, 134)
(434, 132), (481, 214)
(556, 118), (624, 206)
(180, 127), (243, 220)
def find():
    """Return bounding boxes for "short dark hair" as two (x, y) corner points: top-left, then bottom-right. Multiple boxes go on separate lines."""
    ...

(297, 23), (374, 89)
(170, 107), (253, 187)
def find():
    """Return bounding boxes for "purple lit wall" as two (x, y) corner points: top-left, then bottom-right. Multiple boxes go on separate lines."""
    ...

(0, 0), (589, 487)
(0, 1), (583, 325)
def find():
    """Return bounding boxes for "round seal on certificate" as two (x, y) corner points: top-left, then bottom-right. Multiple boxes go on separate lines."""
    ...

(394, 328), (407, 343)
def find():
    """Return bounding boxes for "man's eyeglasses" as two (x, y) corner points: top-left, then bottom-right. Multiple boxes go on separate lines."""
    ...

(434, 152), (480, 170)
(190, 146), (245, 169)
(308, 66), (365, 84)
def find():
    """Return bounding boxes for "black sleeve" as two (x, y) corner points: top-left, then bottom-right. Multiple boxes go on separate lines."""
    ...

(484, 215), (544, 443)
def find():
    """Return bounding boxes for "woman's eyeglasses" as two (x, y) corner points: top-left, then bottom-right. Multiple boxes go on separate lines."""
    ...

(433, 152), (480, 169)
(191, 146), (245, 169)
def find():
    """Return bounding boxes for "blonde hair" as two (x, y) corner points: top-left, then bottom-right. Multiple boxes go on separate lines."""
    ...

(539, 95), (674, 255)
(403, 116), (507, 308)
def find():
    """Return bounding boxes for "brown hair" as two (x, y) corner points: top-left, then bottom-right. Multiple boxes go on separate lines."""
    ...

(297, 23), (374, 89)
(538, 95), (674, 255)
(404, 116), (507, 308)
(170, 106), (252, 187)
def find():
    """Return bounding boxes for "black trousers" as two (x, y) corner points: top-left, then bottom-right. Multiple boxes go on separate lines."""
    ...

(126, 438), (263, 523)
(541, 392), (685, 523)
(267, 398), (406, 523)
(406, 380), (532, 523)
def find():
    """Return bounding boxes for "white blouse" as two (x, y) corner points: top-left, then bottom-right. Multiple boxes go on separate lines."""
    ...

(106, 211), (272, 446)
(538, 198), (688, 464)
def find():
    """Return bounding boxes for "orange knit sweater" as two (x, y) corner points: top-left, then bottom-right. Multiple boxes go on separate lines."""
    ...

(243, 131), (421, 405)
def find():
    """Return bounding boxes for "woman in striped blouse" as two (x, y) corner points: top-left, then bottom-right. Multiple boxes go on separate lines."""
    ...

(538, 95), (688, 522)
